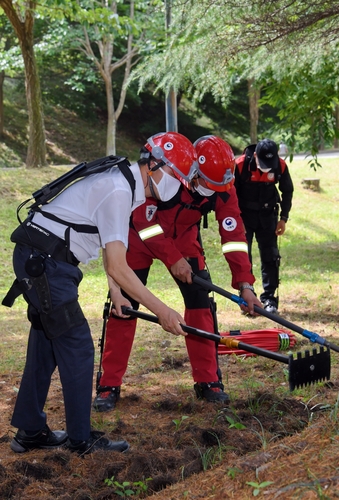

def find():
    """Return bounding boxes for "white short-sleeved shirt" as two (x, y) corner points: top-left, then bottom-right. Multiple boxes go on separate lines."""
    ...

(32, 162), (145, 264)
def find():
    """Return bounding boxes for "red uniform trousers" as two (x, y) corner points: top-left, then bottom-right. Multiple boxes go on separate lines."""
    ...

(99, 229), (220, 387)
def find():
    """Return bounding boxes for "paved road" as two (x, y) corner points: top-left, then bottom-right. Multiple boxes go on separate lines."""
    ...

(290, 150), (339, 160)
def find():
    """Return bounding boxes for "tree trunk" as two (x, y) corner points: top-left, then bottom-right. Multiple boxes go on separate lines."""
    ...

(109, 1), (136, 154)
(79, 1), (138, 157)
(0, 0), (47, 168)
(105, 75), (116, 155)
(334, 104), (339, 149)
(0, 70), (4, 138)
(248, 78), (260, 143)
(21, 38), (47, 167)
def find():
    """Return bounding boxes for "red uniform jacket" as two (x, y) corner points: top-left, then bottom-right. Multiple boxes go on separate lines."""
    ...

(129, 185), (254, 290)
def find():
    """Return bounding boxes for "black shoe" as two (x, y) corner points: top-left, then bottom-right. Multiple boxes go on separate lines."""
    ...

(65, 431), (129, 455)
(92, 386), (120, 412)
(262, 299), (278, 314)
(194, 381), (230, 403)
(10, 424), (68, 453)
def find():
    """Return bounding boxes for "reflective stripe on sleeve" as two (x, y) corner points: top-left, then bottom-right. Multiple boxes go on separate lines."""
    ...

(138, 225), (164, 241)
(222, 241), (248, 254)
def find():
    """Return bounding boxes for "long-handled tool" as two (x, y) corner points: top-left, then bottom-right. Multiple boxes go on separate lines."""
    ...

(96, 292), (111, 390)
(191, 274), (339, 354)
(121, 306), (330, 391)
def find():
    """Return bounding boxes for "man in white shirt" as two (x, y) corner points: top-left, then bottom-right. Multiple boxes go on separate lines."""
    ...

(5, 132), (198, 455)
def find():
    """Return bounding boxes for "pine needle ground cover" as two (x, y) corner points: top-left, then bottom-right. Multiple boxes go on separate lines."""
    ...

(0, 158), (339, 499)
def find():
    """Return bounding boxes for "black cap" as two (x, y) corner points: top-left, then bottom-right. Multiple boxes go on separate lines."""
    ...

(255, 139), (279, 171)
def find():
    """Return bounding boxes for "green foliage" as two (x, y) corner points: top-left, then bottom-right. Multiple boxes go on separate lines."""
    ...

(172, 415), (189, 431)
(260, 55), (339, 157)
(190, 432), (227, 471)
(104, 476), (152, 497)
(227, 466), (243, 479)
(5, 0), (339, 152)
(0, 15), (22, 75)
(246, 480), (274, 497)
(225, 415), (247, 430)
(132, 0), (339, 153)
(329, 393), (339, 423)
(251, 416), (273, 450)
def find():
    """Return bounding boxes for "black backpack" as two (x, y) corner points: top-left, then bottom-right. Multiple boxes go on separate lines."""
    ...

(30, 155), (135, 210)
(16, 155), (135, 232)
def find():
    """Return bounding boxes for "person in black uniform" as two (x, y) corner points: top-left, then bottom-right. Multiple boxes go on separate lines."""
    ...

(234, 138), (294, 313)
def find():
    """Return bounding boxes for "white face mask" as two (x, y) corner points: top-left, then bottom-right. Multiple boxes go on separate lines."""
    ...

(151, 167), (181, 202)
(257, 165), (272, 173)
(255, 154), (271, 173)
(195, 182), (215, 197)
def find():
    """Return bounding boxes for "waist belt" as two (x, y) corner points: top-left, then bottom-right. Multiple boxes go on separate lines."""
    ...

(239, 200), (276, 211)
(2, 221), (79, 308)
(10, 219), (79, 266)
(240, 200), (261, 211)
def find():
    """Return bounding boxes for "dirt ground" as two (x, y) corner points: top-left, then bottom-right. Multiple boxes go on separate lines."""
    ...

(1, 316), (339, 500)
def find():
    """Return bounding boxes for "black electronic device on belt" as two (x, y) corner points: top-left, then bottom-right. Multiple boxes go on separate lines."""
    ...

(25, 254), (46, 277)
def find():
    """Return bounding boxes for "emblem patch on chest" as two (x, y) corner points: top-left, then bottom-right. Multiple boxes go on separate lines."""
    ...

(222, 217), (237, 231)
(146, 205), (157, 221)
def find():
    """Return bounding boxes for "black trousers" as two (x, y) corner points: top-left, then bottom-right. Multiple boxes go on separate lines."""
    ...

(244, 216), (280, 303)
(11, 244), (94, 441)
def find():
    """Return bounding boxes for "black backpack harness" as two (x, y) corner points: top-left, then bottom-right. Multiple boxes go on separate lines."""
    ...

(2, 156), (135, 323)
(237, 145), (284, 212)
(240, 144), (283, 183)
(11, 155), (135, 252)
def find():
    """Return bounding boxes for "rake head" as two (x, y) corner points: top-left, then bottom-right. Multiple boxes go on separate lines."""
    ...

(288, 346), (331, 391)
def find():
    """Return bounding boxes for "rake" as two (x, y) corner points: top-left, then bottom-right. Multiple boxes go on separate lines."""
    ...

(121, 306), (331, 392)
(191, 274), (339, 354)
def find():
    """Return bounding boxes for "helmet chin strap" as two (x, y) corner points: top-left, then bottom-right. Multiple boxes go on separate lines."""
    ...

(149, 160), (165, 173)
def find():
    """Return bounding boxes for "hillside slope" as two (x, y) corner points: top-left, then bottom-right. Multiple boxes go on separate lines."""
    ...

(1, 81), (142, 168)
(0, 79), (213, 168)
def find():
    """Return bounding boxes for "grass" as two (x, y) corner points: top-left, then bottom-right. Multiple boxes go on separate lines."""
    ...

(1, 116), (339, 497)
(1, 156), (339, 376)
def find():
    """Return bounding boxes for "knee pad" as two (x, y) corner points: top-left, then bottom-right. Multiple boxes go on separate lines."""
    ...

(176, 262), (212, 309)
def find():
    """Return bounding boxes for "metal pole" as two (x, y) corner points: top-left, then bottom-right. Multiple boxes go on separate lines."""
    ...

(165, 0), (178, 132)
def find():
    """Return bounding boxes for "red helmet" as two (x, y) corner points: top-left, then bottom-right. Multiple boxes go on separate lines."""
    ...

(193, 135), (235, 192)
(144, 132), (198, 186)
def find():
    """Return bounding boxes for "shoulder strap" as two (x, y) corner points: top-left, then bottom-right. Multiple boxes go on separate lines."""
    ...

(34, 208), (99, 234)
(117, 160), (136, 201)
(241, 144), (257, 182)
(156, 188), (183, 211)
(27, 156), (136, 236)
(217, 191), (230, 203)
(274, 159), (285, 182)
(30, 156), (134, 210)
(279, 158), (286, 174)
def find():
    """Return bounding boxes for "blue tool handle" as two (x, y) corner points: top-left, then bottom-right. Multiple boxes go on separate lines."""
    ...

(191, 274), (339, 353)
